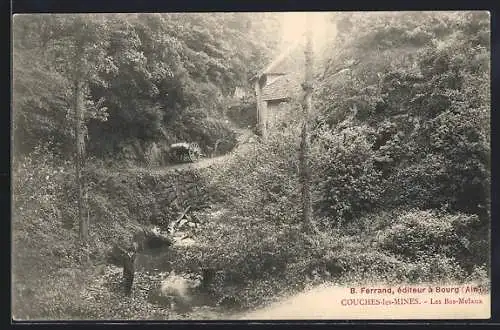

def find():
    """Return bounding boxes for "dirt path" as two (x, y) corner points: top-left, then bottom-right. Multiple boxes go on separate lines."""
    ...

(235, 285), (343, 320)
(236, 284), (491, 320)
(128, 154), (232, 175)
(127, 128), (259, 175)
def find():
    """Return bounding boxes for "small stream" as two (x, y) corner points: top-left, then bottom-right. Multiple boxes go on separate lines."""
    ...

(125, 210), (241, 320)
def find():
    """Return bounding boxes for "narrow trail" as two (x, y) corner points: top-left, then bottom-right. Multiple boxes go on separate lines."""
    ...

(235, 285), (352, 320)
(127, 127), (259, 175)
(129, 154), (231, 175)
(235, 284), (491, 320)
(88, 127), (258, 178)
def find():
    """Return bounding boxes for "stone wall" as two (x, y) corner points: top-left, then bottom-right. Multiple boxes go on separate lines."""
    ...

(88, 166), (214, 231)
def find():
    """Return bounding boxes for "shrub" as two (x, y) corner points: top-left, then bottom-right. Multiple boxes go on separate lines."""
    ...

(289, 210), (483, 286)
(13, 143), (74, 224)
(376, 210), (481, 267)
(12, 143), (80, 266)
(311, 122), (384, 224)
(206, 127), (301, 221)
(466, 264), (490, 289)
(172, 206), (321, 308)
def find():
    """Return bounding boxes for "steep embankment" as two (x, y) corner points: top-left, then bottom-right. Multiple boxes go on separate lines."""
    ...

(12, 128), (259, 320)
(85, 127), (259, 231)
(12, 159), (216, 320)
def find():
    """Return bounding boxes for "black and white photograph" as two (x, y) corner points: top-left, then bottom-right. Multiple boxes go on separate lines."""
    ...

(11, 11), (491, 320)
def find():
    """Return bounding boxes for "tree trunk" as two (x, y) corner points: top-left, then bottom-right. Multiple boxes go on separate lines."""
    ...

(300, 121), (313, 233)
(300, 14), (314, 234)
(74, 79), (88, 243)
(123, 251), (136, 296)
(255, 77), (267, 140)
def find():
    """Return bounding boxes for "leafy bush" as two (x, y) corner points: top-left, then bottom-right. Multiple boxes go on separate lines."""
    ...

(466, 264), (490, 289)
(377, 210), (486, 270)
(12, 144), (80, 264)
(294, 210), (481, 286)
(186, 214), (316, 308)
(316, 11), (490, 217)
(206, 127), (301, 220)
(311, 122), (384, 224)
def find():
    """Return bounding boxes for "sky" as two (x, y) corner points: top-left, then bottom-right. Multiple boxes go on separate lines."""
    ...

(281, 12), (336, 52)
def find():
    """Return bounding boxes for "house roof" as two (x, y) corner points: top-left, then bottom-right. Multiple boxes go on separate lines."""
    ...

(261, 72), (302, 101)
(263, 41), (302, 74)
(257, 41), (306, 101)
(250, 39), (304, 81)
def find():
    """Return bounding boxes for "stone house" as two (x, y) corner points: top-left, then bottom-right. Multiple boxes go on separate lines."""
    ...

(250, 42), (305, 137)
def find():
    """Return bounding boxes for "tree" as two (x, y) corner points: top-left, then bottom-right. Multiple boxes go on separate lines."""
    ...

(13, 14), (114, 249)
(313, 11), (490, 221)
(12, 15), (73, 154)
(84, 13), (281, 159)
(49, 14), (114, 247)
(14, 13), (281, 164)
(300, 14), (314, 233)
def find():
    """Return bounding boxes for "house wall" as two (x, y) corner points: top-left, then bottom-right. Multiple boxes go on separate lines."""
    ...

(262, 100), (269, 131)
(254, 80), (264, 137)
(266, 99), (291, 129)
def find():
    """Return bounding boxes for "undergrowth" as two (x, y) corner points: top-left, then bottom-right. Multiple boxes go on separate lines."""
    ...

(12, 140), (490, 320)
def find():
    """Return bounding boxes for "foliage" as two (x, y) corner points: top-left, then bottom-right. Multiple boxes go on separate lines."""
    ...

(13, 143), (73, 229)
(311, 121), (383, 223)
(12, 11), (491, 319)
(376, 210), (481, 265)
(295, 209), (484, 286)
(13, 14), (113, 155)
(12, 150), (212, 319)
(207, 127), (301, 222)
(170, 108), (237, 156)
(316, 11), (490, 217)
(13, 13), (281, 161)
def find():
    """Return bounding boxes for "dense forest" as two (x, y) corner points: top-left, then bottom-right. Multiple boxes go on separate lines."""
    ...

(12, 11), (490, 320)
(13, 13), (281, 161)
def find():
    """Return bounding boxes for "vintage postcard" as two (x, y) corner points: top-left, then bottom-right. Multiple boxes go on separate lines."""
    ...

(11, 11), (490, 321)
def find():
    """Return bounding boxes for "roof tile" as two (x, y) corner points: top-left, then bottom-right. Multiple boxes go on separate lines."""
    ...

(262, 73), (302, 101)
(259, 42), (306, 101)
